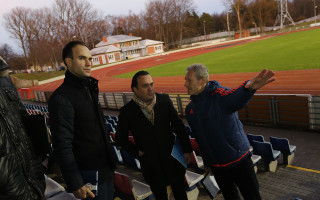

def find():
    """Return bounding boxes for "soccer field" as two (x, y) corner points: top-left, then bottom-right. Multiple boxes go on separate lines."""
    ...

(116, 28), (320, 78)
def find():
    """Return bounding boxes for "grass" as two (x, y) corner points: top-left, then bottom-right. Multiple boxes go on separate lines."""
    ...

(115, 28), (320, 78)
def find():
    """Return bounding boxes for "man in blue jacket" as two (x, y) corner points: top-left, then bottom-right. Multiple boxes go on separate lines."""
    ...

(184, 63), (275, 200)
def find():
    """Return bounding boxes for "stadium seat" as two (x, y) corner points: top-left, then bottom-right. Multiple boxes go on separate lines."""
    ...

(119, 148), (141, 170)
(185, 170), (204, 190)
(251, 154), (262, 173)
(106, 122), (116, 133)
(114, 172), (153, 200)
(109, 132), (116, 142)
(247, 133), (265, 146)
(111, 115), (118, 122)
(270, 136), (296, 165)
(109, 145), (123, 163)
(128, 136), (135, 144)
(190, 138), (201, 154)
(251, 140), (281, 172)
(189, 151), (204, 171)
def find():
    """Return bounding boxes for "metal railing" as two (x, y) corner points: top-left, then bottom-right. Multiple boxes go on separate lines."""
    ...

(21, 91), (320, 131)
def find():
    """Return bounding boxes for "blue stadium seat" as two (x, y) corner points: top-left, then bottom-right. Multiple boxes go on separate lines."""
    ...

(251, 140), (281, 172)
(119, 149), (141, 170)
(247, 133), (265, 146)
(270, 136), (296, 165)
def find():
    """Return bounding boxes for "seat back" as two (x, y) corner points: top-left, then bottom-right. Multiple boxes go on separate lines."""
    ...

(114, 172), (133, 197)
(110, 132), (116, 142)
(252, 140), (279, 161)
(190, 151), (198, 167)
(109, 145), (123, 163)
(270, 136), (291, 154)
(247, 134), (265, 146)
(190, 138), (201, 154)
(128, 136), (135, 144)
(120, 149), (139, 169)
(106, 122), (115, 133)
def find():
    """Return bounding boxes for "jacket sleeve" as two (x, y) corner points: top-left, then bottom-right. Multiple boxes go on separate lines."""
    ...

(167, 95), (192, 153)
(217, 81), (256, 113)
(48, 95), (84, 191)
(115, 107), (140, 158)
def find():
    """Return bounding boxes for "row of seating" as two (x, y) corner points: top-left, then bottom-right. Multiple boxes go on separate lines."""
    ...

(24, 103), (50, 120)
(247, 133), (296, 172)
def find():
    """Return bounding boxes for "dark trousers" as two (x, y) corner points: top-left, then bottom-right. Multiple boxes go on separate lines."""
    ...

(145, 173), (188, 200)
(210, 155), (261, 200)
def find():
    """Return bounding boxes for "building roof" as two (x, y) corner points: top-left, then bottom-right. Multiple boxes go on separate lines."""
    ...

(121, 45), (144, 52)
(139, 39), (164, 47)
(96, 35), (142, 47)
(90, 45), (121, 56)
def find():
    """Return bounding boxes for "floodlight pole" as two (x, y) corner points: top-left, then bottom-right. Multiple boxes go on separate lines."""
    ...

(274, 0), (295, 29)
(203, 21), (206, 41)
(313, 0), (317, 23)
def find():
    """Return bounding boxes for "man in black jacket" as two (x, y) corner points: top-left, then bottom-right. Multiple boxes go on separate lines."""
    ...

(0, 56), (45, 200)
(116, 71), (192, 200)
(49, 41), (116, 199)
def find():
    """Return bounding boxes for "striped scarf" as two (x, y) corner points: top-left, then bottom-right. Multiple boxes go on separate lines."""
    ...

(133, 94), (156, 125)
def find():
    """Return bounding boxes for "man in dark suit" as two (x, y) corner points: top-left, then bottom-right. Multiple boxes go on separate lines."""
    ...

(116, 71), (192, 200)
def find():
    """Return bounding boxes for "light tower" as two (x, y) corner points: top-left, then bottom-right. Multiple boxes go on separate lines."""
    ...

(273, 0), (295, 29)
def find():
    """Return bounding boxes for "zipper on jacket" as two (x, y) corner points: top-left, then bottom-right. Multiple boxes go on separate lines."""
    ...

(85, 86), (93, 101)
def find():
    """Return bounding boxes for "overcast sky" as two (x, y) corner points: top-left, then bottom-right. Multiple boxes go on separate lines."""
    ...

(0, 0), (225, 53)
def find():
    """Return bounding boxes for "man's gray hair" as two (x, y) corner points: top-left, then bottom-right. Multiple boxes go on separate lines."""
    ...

(186, 63), (209, 83)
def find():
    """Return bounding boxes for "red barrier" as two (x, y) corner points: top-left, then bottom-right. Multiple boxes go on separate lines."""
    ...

(20, 88), (35, 99)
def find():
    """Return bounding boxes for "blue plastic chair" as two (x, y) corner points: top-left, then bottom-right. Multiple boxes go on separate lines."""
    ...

(251, 140), (281, 172)
(270, 136), (296, 165)
(247, 133), (265, 146)
(119, 149), (141, 170)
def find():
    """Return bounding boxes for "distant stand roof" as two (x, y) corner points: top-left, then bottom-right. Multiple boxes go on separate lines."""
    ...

(139, 39), (164, 47)
(90, 45), (121, 55)
(96, 35), (142, 47)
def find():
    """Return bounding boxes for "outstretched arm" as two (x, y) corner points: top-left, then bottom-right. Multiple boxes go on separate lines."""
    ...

(245, 69), (275, 91)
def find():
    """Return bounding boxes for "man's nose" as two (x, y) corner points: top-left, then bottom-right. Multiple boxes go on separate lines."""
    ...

(85, 59), (91, 65)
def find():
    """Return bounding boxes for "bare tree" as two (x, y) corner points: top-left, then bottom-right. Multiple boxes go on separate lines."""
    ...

(0, 44), (14, 63)
(247, 0), (277, 33)
(173, 0), (194, 47)
(225, 0), (248, 38)
(4, 7), (32, 68)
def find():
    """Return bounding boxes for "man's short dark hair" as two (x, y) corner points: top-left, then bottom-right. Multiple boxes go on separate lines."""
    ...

(131, 71), (150, 91)
(62, 41), (87, 68)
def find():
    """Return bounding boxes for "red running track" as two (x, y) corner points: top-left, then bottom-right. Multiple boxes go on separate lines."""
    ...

(30, 29), (320, 95)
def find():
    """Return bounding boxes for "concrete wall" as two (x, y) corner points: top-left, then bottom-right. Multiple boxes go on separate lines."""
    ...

(11, 75), (38, 88)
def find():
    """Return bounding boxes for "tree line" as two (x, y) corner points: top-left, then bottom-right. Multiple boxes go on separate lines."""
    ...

(1, 0), (319, 71)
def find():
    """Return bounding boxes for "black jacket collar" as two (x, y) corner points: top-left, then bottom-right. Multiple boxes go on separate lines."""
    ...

(64, 70), (98, 88)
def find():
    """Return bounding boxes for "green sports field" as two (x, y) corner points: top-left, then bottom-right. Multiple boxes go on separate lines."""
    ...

(116, 28), (320, 78)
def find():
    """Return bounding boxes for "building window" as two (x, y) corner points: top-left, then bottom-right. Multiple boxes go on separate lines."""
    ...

(108, 54), (114, 60)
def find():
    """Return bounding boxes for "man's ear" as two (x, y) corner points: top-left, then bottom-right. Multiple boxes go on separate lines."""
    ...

(201, 77), (206, 86)
(65, 58), (72, 68)
(133, 86), (138, 93)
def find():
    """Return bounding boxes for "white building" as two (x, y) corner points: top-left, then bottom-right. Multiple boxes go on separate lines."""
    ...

(90, 34), (164, 66)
